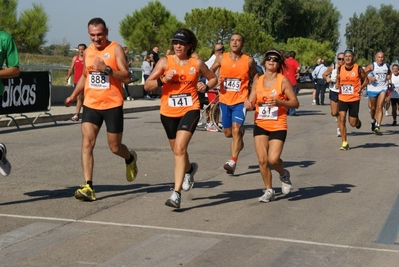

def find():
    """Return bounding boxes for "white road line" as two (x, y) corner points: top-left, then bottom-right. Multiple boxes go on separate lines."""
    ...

(1, 213), (399, 254)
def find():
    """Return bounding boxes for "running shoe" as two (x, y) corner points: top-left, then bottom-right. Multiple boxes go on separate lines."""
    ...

(371, 121), (376, 132)
(71, 114), (79, 121)
(355, 119), (362, 129)
(279, 169), (292, 195)
(374, 126), (381, 135)
(126, 150), (138, 182)
(223, 160), (236, 175)
(206, 124), (218, 132)
(336, 128), (341, 137)
(0, 143), (11, 176)
(75, 184), (96, 201)
(392, 121), (397, 126)
(385, 110), (389, 116)
(339, 144), (350, 151)
(165, 189), (181, 208)
(182, 162), (198, 191)
(258, 189), (275, 203)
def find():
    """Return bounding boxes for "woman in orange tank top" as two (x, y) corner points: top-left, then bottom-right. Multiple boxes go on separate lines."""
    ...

(244, 49), (299, 203)
(144, 29), (217, 209)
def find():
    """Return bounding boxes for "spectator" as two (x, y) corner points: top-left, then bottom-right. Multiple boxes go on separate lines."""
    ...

(141, 55), (153, 99)
(123, 46), (133, 101)
(283, 51), (301, 116)
(312, 58), (327, 105)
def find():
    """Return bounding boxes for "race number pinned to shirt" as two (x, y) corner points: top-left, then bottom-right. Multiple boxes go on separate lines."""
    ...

(89, 71), (110, 89)
(168, 93), (193, 107)
(341, 84), (354, 94)
(257, 104), (278, 120)
(224, 78), (241, 91)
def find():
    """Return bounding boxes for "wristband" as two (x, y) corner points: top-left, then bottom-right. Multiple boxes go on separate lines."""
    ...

(205, 85), (210, 92)
(157, 77), (164, 87)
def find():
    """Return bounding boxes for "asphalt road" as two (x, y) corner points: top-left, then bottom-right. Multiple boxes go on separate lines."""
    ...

(1, 93), (399, 267)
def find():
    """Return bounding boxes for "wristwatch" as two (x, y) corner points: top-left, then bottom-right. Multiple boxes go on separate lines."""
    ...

(104, 65), (112, 75)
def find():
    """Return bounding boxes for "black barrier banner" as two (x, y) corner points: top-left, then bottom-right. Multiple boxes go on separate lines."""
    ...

(1, 71), (51, 115)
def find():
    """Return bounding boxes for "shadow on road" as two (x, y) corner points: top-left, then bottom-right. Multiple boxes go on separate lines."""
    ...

(175, 183), (355, 212)
(0, 181), (224, 205)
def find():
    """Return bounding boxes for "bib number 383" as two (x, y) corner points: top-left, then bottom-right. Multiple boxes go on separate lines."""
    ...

(168, 93), (193, 107)
(89, 72), (110, 89)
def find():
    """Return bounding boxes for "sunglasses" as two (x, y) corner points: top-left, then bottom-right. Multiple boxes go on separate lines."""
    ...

(215, 47), (225, 52)
(337, 58), (344, 61)
(265, 56), (280, 62)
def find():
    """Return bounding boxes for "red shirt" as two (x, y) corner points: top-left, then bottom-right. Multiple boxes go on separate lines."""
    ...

(283, 57), (300, 86)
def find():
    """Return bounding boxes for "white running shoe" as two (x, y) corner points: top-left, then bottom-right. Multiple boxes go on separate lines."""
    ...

(0, 143), (11, 176)
(258, 189), (275, 203)
(182, 163), (198, 191)
(165, 189), (181, 208)
(223, 160), (236, 175)
(279, 169), (292, 195)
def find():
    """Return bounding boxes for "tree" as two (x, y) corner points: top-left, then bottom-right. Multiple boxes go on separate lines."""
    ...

(280, 37), (335, 67)
(0, 1), (49, 53)
(345, 4), (399, 62)
(243, 0), (341, 52)
(0, 0), (18, 33)
(119, 0), (183, 55)
(184, 7), (274, 59)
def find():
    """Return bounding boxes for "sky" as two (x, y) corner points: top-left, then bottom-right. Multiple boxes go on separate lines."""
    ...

(16, 0), (399, 53)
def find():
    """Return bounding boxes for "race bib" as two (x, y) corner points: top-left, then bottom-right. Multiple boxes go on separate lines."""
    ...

(341, 84), (354, 94)
(89, 71), (110, 89)
(376, 73), (386, 81)
(224, 78), (241, 91)
(257, 104), (278, 120)
(168, 93), (193, 107)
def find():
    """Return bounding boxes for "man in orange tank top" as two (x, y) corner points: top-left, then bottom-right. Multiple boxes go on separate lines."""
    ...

(65, 18), (138, 201)
(210, 33), (259, 175)
(336, 49), (368, 150)
(66, 43), (86, 121)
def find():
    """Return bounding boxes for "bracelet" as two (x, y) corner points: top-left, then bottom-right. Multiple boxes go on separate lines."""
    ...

(205, 85), (210, 92)
(160, 75), (167, 83)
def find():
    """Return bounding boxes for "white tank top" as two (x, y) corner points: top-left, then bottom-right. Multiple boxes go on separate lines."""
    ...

(368, 62), (389, 92)
(328, 63), (339, 92)
(390, 73), (399, 99)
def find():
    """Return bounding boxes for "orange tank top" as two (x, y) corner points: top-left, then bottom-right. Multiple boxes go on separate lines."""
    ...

(160, 55), (200, 117)
(83, 41), (124, 110)
(254, 74), (287, 131)
(338, 64), (361, 102)
(219, 53), (250, 105)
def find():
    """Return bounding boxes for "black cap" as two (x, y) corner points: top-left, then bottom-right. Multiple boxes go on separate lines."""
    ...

(265, 49), (282, 59)
(172, 31), (190, 43)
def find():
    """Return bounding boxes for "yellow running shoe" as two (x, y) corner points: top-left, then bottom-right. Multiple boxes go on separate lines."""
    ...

(126, 150), (138, 182)
(75, 184), (96, 201)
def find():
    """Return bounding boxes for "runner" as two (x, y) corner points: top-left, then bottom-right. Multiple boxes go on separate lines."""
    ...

(364, 52), (391, 134)
(65, 18), (138, 201)
(322, 52), (345, 137)
(66, 43), (86, 121)
(336, 49), (368, 150)
(0, 30), (20, 176)
(389, 64), (399, 126)
(144, 29), (217, 209)
(210, 33), (259, 175)
(244, 49), (299, 202)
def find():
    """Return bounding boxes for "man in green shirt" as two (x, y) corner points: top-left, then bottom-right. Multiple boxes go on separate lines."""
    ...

(0, 30), (20, 176)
